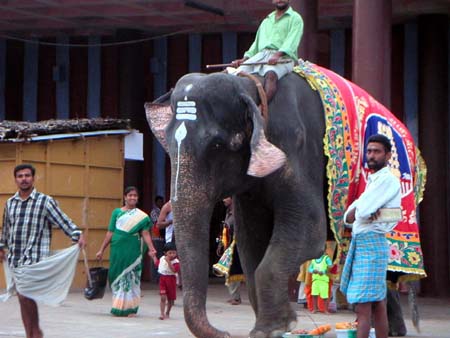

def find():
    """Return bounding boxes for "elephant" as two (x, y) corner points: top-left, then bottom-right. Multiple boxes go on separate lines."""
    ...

(146, 71), (327, 338)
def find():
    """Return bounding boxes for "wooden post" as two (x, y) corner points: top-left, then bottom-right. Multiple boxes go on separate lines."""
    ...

(291, 0), (318, 63)
(418, 14), (450, 297)
(352, 0), (392, 108)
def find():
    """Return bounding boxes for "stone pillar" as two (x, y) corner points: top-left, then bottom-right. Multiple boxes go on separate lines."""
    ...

(117, 30), (147, 204)
(330, 29), (346, 77)
(291, 0), (318, 63)
(352, 0), (392, 107)
(23, 40), (38, 122)
(152, 37), (168, 202)
(0, 39), (4, 120)
(418, 15), (450, 297)
(87, 36), (101, 118)
(55, 36), (70, 119)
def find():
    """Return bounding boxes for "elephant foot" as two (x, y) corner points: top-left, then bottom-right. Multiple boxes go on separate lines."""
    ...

(249, 328), (285, 338)
(389, 327), (407, 337)
(249, 307), (297, 338)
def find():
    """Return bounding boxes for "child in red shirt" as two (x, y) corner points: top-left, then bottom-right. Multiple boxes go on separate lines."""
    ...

(153, 242), (180, 319)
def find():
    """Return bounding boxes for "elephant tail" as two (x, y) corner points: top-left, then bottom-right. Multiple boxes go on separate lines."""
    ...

(408, 282), (420, 333)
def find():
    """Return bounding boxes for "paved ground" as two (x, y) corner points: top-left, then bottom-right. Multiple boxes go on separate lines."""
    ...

(0, 281), (449, 338)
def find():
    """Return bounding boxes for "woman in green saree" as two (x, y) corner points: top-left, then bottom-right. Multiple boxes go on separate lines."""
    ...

(96, 186), (157, 317)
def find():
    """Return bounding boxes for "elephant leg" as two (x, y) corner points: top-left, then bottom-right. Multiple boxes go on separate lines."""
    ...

(387, 288), (407, 336)
(250, 244), (298, 337)
(234, 194), (273, 316)
(248, 209), (325, 337)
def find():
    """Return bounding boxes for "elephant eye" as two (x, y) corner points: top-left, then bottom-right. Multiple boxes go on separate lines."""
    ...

(210, 136), (226, 151)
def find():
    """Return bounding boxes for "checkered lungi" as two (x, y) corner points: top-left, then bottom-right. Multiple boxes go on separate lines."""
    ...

(340, 232), (389, 304)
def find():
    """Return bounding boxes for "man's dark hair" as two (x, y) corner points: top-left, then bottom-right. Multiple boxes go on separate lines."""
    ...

(155, 195), (164, 203)
(14, 164), (36, 177)
(367, 134), (392, 153)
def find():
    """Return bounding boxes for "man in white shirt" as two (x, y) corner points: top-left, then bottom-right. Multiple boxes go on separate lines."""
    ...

(340, 134), (401, 338)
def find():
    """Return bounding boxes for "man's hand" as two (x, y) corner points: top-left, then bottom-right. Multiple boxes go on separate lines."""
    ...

(77, 233), (87, 248)
(369, 210), (381, 221)
(231, 57), (248, 68)
(267, 51), (285, 65)
(267, 55), (281, 65)
(345, 208), (356, 224)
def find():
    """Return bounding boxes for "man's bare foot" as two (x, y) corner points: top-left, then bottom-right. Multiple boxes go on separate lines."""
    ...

(165, 312), (170, 318)
(127, 313), (137, 318)
(159, 315), (165, 320)
(311, 309), (317, 314)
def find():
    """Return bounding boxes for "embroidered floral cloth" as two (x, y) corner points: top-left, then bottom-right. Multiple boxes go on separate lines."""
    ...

(294, 60), (427, 281)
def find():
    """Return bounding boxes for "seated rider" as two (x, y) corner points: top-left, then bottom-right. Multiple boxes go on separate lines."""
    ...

(232, 0), (303, 103)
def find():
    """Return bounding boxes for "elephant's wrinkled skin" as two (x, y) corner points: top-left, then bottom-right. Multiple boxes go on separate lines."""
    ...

(146, 72), (326, 338)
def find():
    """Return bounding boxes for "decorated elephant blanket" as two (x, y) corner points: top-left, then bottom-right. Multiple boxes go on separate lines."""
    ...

(293, 60), (427, 281)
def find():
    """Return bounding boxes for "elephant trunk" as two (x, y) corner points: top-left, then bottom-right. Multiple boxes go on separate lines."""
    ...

(172, 177), (230, 338)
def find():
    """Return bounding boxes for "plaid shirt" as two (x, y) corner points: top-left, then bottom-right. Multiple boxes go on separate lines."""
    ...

(0, 189), (81, 268)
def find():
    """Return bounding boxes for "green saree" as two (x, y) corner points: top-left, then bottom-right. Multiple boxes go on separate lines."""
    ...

(108, 207), (152, 316)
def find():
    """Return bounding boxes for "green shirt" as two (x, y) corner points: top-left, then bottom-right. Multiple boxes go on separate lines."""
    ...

(244, 6), (303, 61)
(309, 254), (332, 282)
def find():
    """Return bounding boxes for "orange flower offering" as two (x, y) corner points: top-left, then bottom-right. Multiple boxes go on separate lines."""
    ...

(335, 322), (358, 330)
(308, 324), (331, 335)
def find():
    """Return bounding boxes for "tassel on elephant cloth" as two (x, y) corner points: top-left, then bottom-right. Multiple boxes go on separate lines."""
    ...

(293, 60), (427, 283)
(213, 240), (245, 284)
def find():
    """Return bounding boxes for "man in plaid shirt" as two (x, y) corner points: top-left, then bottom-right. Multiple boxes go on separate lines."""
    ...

(0, 164), (86, 338)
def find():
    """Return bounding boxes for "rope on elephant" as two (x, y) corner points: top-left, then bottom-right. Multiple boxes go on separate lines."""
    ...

(293, 59), (427, 283)
(237, 71), (268, 123)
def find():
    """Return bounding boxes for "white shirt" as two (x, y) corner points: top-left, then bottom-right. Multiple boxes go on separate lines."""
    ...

(158, 256), (179, 276)
(165, 211), (174, 243)
(344, 166), (401, 236)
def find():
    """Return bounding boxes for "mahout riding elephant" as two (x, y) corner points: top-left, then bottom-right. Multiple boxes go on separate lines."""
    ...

(146, 71), (327, 338)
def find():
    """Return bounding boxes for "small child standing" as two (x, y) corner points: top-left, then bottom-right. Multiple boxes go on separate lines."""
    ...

(153, 242), (180, 320)
(309, 252), (332, 314)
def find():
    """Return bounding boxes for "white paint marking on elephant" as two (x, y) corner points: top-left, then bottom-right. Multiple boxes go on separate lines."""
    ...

(173, 122), (187, 202)
(184, 83), (193, 92)
(176, 100), (197, 121)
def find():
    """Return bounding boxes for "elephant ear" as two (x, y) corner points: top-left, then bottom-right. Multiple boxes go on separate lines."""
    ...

(240, 94), (287, 177)
(144, 102), (173, 153)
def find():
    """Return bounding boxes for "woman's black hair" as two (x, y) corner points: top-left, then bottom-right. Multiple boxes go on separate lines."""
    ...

(124, 186), (139, 196)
